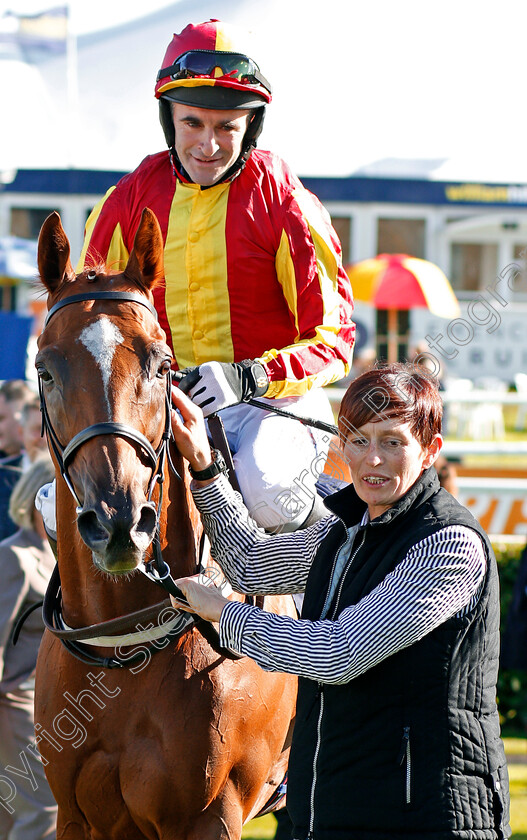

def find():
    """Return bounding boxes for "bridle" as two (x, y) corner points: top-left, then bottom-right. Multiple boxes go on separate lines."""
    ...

(41, 291), (171, 503)
(40, 290), (178, 585)
(37, 288), (239, 666)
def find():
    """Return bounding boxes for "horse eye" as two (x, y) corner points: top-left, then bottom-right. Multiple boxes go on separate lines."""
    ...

(37, 366), (53, 384)
(157, 359), (172, 378)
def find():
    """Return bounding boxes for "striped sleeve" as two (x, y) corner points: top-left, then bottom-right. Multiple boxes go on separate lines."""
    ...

(192, 474), (337, 594)
(218, 525), (487, 684)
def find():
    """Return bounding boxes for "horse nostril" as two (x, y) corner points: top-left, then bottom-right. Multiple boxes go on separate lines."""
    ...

(77, 509), (110, 549)
(76, 503), (157, 561)
(132, 504), (157, 549)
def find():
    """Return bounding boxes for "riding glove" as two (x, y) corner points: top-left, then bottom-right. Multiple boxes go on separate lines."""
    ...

(178, 360), (269, 416)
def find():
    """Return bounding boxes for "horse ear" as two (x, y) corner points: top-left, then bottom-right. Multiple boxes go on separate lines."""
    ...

(124, 208), (165, 291)
(38, 212), (76, 292)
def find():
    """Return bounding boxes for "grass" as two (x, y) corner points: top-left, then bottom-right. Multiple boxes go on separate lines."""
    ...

(510, 763), (527, 838)
(242, 739), (527, 839)
(242, 814), (276, 839)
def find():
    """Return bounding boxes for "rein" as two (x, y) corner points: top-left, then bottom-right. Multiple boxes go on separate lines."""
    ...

(39, 289), (239, 666)
(248, 398), (339, 437)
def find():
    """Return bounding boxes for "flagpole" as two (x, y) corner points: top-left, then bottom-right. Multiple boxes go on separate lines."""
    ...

(65, 2), (79, 168)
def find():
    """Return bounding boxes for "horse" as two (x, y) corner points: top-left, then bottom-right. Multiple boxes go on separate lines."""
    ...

(34, 209), (297, 840)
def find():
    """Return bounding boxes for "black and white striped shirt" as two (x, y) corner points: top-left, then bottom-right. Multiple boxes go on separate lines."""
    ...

(193, 476), (487, 685)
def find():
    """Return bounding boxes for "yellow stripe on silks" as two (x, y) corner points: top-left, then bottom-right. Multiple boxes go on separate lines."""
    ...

(76, 188), (123, 272)
(292, 187), (342, 337)
(275, 229), (300, 338)
(105, 225), (129, 273)
(262, 338), (346, 398)
(263, 190), (348, 399)
(164, 182), (233, 368)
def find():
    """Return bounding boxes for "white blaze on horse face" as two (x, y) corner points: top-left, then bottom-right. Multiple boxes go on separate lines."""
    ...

(79, 317), (124, 415)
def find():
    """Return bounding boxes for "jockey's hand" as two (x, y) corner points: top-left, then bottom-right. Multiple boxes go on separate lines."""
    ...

(171, 575), (230, 623)
(178, 360), (269, 417)
(170, 386), (214, 474)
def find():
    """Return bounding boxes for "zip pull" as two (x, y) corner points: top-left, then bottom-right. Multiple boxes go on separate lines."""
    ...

(397, 726), (411, 765)
(305, 683), (322, 720)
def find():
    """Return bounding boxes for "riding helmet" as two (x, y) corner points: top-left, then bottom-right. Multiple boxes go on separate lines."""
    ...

(155, 19), (272, 166)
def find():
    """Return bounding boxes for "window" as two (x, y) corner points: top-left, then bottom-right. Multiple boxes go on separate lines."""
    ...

(450, 243), (498, 292)
(376, 218), (425, 258)
(10, 207), (57, 239)
(512, 244), (527, 295)
(376, 309), (410, 363)
(330, 215), (351, 264)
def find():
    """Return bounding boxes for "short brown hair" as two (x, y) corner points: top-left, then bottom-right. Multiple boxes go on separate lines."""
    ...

(338, 363), (443, 449)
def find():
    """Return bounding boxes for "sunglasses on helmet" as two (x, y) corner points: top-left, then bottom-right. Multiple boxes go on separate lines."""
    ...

(157, 50), (272, 95)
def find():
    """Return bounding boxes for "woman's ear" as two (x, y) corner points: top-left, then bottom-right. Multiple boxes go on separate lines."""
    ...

(423, 434), (443, 469)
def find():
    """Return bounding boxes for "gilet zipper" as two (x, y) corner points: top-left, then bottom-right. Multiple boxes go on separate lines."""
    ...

(307, 688), (324, 839)
(307, 529), (368, 837)
(397, 725), (411, 805)
(329, 530), (367, 620)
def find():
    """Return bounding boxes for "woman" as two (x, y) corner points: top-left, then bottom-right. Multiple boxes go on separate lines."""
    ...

(0, 455), (57, 840)
(170, 363), (510, 840)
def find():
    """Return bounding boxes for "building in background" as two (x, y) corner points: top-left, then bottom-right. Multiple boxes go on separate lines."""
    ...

(3, 160), (527, 383)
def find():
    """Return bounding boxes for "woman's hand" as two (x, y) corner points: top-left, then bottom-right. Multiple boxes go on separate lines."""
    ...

(170, 385), (213, 474)
(171, 575), (230, 623)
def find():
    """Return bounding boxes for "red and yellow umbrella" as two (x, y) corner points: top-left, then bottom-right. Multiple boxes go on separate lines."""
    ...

(345, 253), (460, 361)
(346, 253), (460, 318)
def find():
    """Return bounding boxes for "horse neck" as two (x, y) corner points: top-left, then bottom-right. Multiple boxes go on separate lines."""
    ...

(162, 446), (204, 579)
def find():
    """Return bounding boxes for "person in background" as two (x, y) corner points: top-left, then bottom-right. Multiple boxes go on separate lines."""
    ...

(435, 453), (459, 497)
(20, 394), (46, 470)
(77, 18), (354, 533)
(0, 380), (34, 541)
(0, 454), (57, 840)
(349, 346), (377, 380)
(168, 362), (510, 840)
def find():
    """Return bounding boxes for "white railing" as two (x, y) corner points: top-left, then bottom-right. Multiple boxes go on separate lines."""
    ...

(325, 386), (527, 445)
(325, 386), (527, 406)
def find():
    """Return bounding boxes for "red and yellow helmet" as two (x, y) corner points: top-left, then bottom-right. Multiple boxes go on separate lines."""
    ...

(155, 20), (271, 162)
(155, 19), (272, 110)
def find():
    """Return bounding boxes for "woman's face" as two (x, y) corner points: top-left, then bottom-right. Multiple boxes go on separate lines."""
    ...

(342, 418), (442, 520)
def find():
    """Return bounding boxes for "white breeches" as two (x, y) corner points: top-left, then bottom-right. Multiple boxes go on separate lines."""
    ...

(216, 389), (334, 531)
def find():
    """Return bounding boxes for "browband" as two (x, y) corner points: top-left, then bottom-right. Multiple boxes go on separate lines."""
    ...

(45, 291), (158, 327)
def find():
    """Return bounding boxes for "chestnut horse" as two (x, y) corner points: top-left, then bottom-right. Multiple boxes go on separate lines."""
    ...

(34, 210), (297, 840)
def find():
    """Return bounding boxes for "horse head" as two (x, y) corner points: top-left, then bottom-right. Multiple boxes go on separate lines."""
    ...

(36, 209), (173, 575)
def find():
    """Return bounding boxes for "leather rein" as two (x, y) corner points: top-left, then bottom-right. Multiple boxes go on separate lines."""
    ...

(39, 289), (239, 666)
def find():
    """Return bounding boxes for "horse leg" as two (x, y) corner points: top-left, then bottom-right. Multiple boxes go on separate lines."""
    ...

(182, 785), (244, 840)
(185, 812), (243, 840)
(56, 813), (91, 840)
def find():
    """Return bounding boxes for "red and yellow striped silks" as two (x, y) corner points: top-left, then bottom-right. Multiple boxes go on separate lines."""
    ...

(78, 149), (354, 399)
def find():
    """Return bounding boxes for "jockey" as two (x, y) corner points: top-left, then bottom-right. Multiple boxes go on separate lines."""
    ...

(76, 19), (355, 531)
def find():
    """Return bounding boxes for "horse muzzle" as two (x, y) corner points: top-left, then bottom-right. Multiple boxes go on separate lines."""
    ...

(76, 500), (158, 573)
